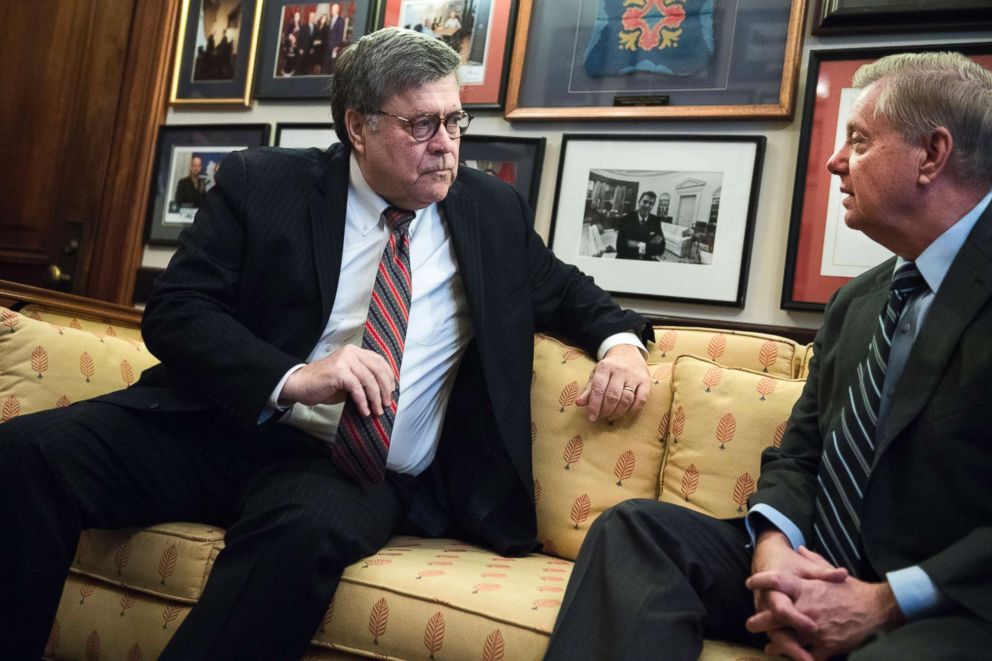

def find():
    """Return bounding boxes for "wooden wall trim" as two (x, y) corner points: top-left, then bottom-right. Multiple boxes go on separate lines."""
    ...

(84, 0), (180, 304)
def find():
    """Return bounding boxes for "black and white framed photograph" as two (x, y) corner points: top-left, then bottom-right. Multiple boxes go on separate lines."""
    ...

(458, 135), (545, 209)
(549, 134), (764, 306)
(254, 1), (377, 99)
(274, 122), (340, 148)
(145, 124), (270, 246)
(170, 0), (264, 106)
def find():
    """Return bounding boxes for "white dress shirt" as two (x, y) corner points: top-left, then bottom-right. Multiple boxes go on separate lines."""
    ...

(269, 154), (645, 475)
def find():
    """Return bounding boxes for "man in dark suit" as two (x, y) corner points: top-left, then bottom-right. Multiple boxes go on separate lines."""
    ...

(173, 155), (205, 208)
(546, 51), (992, 660)
(615, 190), (666, 260)
(0, 28), (652, 660)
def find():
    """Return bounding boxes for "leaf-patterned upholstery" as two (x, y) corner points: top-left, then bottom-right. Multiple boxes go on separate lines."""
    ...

(1, 305), (797, 660)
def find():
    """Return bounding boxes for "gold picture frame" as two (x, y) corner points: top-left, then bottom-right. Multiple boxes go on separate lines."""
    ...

(505, 0), (807, 121)
(169, 0), (264, 107)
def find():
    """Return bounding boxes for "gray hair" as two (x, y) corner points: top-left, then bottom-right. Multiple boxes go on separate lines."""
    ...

(852, 51), (992, 186)
(331, 27), (461, 146)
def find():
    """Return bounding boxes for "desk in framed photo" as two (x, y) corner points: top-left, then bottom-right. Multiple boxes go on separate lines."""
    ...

(504, 0), (807, 121)
(549, 134), (764, 306)
(781, 45), (992, 310)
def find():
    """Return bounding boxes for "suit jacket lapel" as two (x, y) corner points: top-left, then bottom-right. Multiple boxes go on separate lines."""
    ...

(310, 144), (350, 325)
(876, 210), (992, 458)
(440, 178), (485, 334)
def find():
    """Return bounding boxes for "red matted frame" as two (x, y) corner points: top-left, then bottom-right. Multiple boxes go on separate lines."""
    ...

(781, 45), (992, 311)
(377, 0), (518, 108)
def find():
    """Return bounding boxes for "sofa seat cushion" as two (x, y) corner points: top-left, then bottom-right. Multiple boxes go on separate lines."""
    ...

(70, 523), (225, 604)
(659, 356), (806, 519)
(0, 306), (157, 422)
(649, 327), (798, 377)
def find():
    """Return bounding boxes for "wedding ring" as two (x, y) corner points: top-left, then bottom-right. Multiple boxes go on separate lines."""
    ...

(622, 386), (635, 391)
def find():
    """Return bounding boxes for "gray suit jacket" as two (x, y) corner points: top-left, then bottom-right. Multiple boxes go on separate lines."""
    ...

(752, 205), (992, 622)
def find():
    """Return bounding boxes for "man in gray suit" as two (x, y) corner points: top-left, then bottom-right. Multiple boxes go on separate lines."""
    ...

(546, 51), (992, 660)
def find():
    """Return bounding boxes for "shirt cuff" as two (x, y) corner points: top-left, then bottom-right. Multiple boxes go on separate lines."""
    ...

(258, 363), (306, 425)
(596, 332), (647, 360)
(886, 566), (947, 620)
(745, 504), (806, 550)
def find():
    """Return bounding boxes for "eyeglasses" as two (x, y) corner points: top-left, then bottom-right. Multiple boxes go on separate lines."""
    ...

(375, 110), (474, 142)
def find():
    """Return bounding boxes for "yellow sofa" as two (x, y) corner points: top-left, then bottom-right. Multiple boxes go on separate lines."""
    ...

(0, 282), (815, 661)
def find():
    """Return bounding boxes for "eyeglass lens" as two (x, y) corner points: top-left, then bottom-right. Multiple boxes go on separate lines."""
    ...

(410, 112), (471, 141)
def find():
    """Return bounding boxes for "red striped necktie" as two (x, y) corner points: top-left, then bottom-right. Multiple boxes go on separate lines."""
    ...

(332, 205), (416, 484)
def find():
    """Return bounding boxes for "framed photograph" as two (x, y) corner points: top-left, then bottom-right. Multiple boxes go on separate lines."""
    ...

(170, 0), (264, 107)
(812, 0), (992, 35)
(504, 0), (807, 121)
(459, 135), (545, 208)
(145, 124), (270, 246)
(255, 0), (377, 99)
(781, 45), (992, 310)
(549, 134), (764, 306)
(377, 0), (519, 108)
(275, 122), (340, 148)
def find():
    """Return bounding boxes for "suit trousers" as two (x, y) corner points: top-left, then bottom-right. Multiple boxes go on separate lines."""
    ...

(0, 401), (417, 660)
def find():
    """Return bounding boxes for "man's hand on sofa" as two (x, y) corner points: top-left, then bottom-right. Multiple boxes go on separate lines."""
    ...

(575, 344), (650, 423)
(279, 345), (395, 416)
(747, 547), (905, 659)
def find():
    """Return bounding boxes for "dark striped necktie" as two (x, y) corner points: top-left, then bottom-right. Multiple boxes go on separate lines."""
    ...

(332, 205), (416, 484)
(812, 262), (927, 575)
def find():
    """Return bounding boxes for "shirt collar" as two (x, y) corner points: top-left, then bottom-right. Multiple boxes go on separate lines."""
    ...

(896, 188), (992, 294)
(348, 153), (428, 236)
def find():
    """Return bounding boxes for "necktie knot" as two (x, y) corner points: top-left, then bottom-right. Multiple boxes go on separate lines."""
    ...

(890, 262), (926, 298)
(383, 206), (415, 235)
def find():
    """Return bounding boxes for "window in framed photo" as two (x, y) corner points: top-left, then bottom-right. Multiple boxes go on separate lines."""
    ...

(458, 135), (545, 208)
(504, 0), (806, 121)
(378, 0), (519, 108)
(275, 122), (340, 148)
(550, 134), (764, 306)
(170, 0), (264, 107)
(254, 1), (377, 99)
(781, 44), (992, 310)
(145, 124), (270, 246)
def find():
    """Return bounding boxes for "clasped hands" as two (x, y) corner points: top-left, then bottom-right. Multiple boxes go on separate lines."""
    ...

(279, 343), (651, 422)
(747, 531), (905, 660)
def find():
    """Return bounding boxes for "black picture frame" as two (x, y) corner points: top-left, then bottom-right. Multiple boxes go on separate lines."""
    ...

(549, 134), (764, 307)
(812, 0), (992, 35)
(254, 0), (377, 99)
(274, 122), (340, 148)
(459, 135), (545, 209)
(781, 44), (992, 310)
(145, 124), (270, 246)
(169, 0), (264, 107)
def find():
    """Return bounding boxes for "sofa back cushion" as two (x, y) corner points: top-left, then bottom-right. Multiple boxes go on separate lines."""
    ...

(530, 335), (671, 560)
(658, 355), (805, 519)
(0, 306), (157, 422)
(17, 303), (145, 344)
(648, 327), (798, 377)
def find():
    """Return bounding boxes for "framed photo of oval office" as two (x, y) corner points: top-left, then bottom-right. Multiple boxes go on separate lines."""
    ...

(169, 0), (264, 107)
(780, 45), (992, 310)
(377, 0), (520, 108)
(549, 134), (765, 307)
(254, 0), (378, 99)
(145, 124), (271, 247)
(504, 0), (807, 121)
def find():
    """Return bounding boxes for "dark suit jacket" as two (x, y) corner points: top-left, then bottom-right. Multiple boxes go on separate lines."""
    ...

(615, 212), (665, 260)
(752, 206), (992, 623)
(103, 144), (648, 555)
